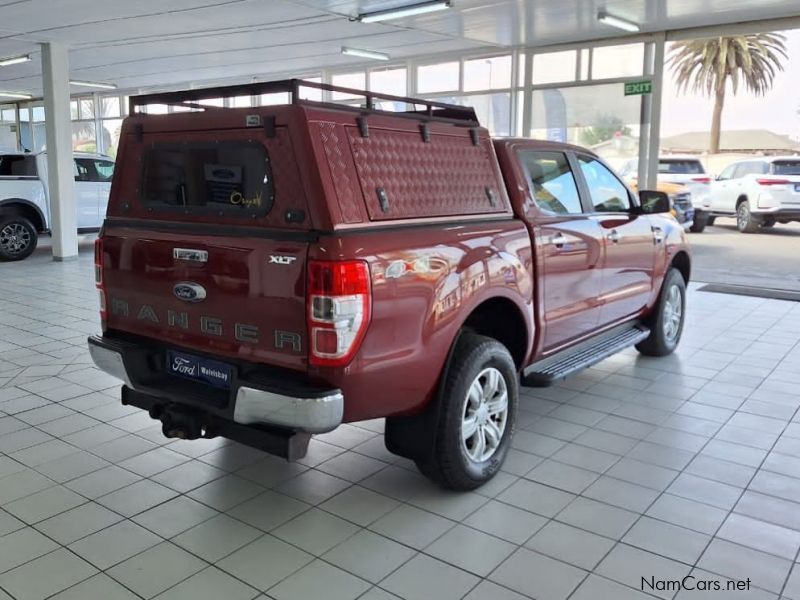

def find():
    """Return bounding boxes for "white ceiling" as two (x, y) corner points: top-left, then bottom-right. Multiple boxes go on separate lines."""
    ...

(0, 0), (798, 97)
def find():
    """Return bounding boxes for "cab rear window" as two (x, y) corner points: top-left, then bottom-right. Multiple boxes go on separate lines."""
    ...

(657, 160), (705, 175)
(141, 141), (273, 216)
(773, 161), (800, 176)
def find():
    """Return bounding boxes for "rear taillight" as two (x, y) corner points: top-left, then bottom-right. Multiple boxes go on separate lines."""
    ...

(691, 177), (711, 183)
(757, 178), (791, 186)
(307, 260), (371, 367)
(94, 238), (106, 321)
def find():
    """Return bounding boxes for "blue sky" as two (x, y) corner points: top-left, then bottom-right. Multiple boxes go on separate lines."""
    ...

(662, 29), (800, 140)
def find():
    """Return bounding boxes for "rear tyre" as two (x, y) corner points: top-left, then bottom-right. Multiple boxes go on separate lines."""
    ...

(707, 216), (716, 226)
(636, 268), (686, 357)
(0, 216), (37, 261)
(689, 212), (707, 233)
(736, 201), (760, 233)
(413, 333), (518, 491)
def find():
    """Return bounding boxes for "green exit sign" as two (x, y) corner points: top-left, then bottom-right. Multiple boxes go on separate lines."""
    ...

(624, 80), (652, 96)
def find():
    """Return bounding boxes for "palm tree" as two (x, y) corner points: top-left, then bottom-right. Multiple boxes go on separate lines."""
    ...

(668, 34), (787, 153)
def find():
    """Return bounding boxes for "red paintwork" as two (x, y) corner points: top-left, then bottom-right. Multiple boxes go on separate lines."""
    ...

(101, 102), (689, 425)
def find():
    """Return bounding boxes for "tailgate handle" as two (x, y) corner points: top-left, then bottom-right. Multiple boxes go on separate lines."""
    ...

(173, 248), (208, 263)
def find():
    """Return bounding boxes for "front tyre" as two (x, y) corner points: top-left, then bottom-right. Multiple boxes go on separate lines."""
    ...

(636, 268), (686, 357)
(415, 333), (518, 491)
(0, 216), (38, 261)
(689, 211), (708, 233)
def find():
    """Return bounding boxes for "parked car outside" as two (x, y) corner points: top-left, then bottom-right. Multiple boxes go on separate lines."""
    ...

(620, 155), (711, 231)
(628, 180), (695, 232)
(88, 80), (691, 490)
(0, 151), (114, 260)
(708, 156), (800, 232)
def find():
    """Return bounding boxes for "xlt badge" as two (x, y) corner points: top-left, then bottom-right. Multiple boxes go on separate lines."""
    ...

(269, 255), (297, 265)
(173, 282), (207, 303)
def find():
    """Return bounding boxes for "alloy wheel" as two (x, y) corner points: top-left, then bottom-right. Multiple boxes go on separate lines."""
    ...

(461, 367), (509, 463)
(662, 284), (683, 342)
(0, 223), (31, 256)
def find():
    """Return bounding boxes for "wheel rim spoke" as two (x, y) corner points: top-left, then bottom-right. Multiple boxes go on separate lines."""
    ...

(462, 416), (479, 440)
(486, 392), (508, 416)
(460, 367), (510, 464)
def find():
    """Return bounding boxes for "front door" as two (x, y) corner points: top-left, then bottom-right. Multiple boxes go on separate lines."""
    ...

(517, 150), (605, 352)
(574, 154), (655, 325)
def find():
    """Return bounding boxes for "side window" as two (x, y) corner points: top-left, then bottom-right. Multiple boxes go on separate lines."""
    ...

(0, 155), (37, 177)
(74, 158), (93, 182)
(93, 160), (114, 182)
(577, 155), (631, 212)
(519, 151), (583, 215)
(717, 164), (737, 180)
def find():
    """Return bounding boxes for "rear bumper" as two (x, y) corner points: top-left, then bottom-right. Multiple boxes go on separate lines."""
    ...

(87, 335), (343, 434)
(751, 208), (800, 220)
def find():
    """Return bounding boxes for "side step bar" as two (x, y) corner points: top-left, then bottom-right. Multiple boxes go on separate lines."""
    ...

(522, 323), (650, 387)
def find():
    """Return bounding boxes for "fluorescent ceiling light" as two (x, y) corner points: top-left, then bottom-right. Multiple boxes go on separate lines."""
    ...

(70, 80), (118, 90)
(0, 91), (33, 99)
(341, 46), (390, 61)
(359, 1), (450, 23)
(0, 54), (31, 67)
(597, 11), (640, 32)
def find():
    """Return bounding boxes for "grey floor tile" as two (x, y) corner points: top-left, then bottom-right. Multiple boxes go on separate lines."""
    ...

(571, 574), (659, 600)
(667, 473), (743, 511)
(272, 508), (360, 555)
(118, 447), (190, 477)
(462, 580), (531, 600)
(717, 513), (800, 560)
(496, 479), (575, 517)
(186, 474), (265, 511)
(267, 559), (370, 600)
(604, 457), (679, 491)
(275, 469), (352, 505)
(490, 547), (586, 600)
(0, 548), (97, 600)
(132, 495), (218, 538)
(315, 451), (387, 483)
(525, 521), (615, 570)
(107, 542), (207, 599)
(623, 517), (711, 563)
(319, 485), (400, 526)
(172, 514), (263, 563)
(97, 478), (178, 517)
(4, 485), (86, 524)
(463, 498), (547, 544)
(734, 490), (800, 532)
(381, 553), (479, 600)
(749, 470), (800, 503)
(0, 509), (24, 537)
(65, 465), (141, 499)
(425, 524), (516, 577)
(227, 490), (310, 532)
(151, 460), (228, 493)
(48, 573), (140, 600)
(217, 535), (313, 591)
(557, 496), (639, 540)
(697, 539), (792, 594)
(583, 476), (660, 512)
(0, 527), (59, 573)
(524, 459), (599, 493)
(35, 501), (123, 545)
(784, 565), (800, 600)
(686, 455), (756, 488)
(323, 530), (416, 583)
(153, 567), (259, 600)
(646, 494), (728, 535)
(68, 520), (162, 570)
(597, 544), (691, 600)
(0, 469), (55, 504)
(33, 450), (110, 483)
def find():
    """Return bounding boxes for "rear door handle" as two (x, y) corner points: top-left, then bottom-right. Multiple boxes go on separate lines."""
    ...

(551, 233), (567, 248)
(606, 230), (620, 244)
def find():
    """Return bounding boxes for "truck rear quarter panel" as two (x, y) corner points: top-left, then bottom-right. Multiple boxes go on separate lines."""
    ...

(311, 219), (534, 422)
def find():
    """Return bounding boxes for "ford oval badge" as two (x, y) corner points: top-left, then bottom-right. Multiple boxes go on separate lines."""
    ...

(173, 282), (206, 303)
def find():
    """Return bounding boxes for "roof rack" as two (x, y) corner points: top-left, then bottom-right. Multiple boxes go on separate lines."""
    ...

(128, 78), (479, 126)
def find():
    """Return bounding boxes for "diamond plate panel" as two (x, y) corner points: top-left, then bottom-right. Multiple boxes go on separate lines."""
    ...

(347, 127), (508, 221)
(317, 121), (366, 224)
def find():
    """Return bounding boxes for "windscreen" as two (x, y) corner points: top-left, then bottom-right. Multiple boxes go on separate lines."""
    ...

(772, 160), (800, 176)
(657, 160), (705, 175)
(141, 141), (273, 217)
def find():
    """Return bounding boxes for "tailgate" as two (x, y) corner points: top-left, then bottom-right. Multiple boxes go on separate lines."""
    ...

(102, 226), (309, 371)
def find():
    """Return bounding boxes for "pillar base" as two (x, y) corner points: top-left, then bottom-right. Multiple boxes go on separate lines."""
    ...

(53, 255), (79, 262)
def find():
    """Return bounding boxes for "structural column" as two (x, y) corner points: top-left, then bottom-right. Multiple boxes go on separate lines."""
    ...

(41, 42), (78, 261)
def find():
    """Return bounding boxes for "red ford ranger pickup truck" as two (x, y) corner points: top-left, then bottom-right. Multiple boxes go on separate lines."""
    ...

(88, 80), (690, 490)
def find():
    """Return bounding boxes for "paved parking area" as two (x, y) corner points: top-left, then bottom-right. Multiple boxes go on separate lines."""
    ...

(690, 219), (800, 292)
(1, 248), (800, 600)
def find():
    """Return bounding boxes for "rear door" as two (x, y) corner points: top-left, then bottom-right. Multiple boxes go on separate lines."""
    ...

(102, 124), (312, 371)
(574, 153), (655, 326)
(517, 149), (604, 352)
(770, 160), (800, 209)
(74, 158), (99, 228)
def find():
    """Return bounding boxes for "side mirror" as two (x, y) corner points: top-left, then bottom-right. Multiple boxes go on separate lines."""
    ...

(638, 190), (671, 214)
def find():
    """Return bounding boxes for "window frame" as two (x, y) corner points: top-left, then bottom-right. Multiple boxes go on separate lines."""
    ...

(517, 149), (586, 216)
(572, 152), (637, 215)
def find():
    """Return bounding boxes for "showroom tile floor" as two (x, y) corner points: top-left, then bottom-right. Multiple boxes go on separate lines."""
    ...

(1, 247), (800, 600)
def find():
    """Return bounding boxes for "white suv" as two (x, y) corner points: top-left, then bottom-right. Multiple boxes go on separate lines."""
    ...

(0, 151), (114, 260)
(709, 157), (800, 233)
